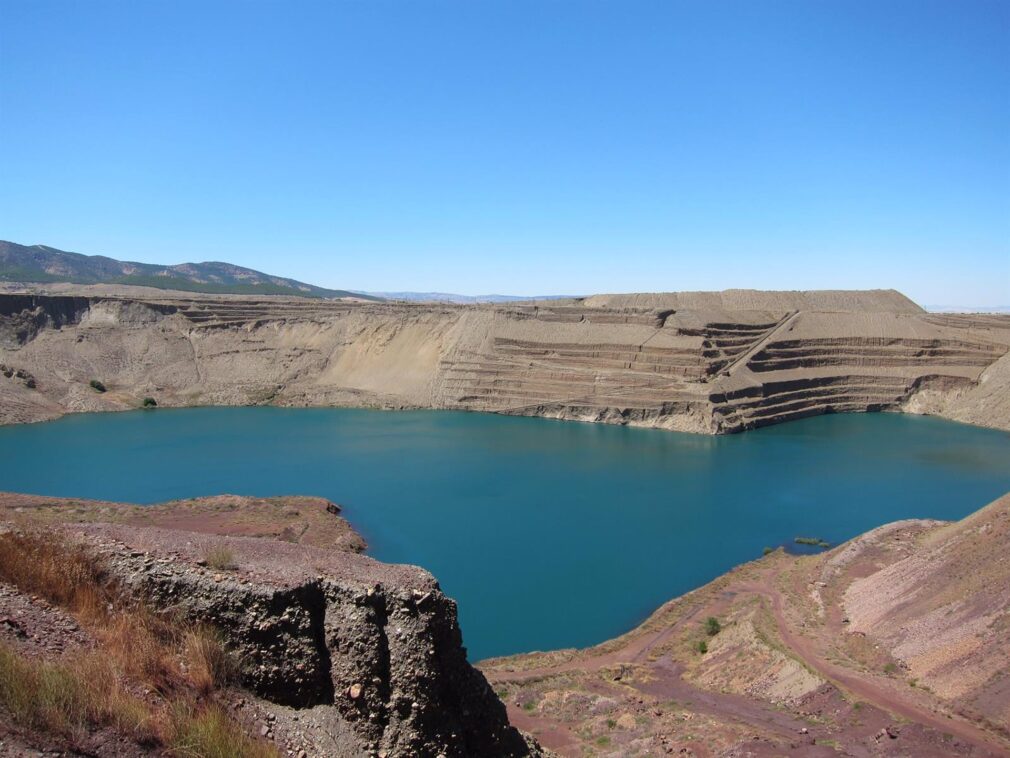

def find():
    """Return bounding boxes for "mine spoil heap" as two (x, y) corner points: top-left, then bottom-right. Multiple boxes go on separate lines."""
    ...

(0, 288), (1008, 432)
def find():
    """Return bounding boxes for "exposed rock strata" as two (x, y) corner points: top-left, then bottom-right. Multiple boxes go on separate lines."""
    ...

(1, 289), (1007, 433)
(0, 494), (540, 757)
(482, 493), (1010, 757)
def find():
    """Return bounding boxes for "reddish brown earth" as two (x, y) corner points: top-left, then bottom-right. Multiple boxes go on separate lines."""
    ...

(0, 492), (366, 553)
(3, 490), (1009, 756)
(481, 496), (1010, 757)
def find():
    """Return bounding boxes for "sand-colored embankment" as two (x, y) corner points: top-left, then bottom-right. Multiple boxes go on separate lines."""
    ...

(1, 289), (1008, 433)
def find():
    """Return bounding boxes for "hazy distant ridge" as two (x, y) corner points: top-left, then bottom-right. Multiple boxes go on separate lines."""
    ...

(0, 240), (378, 300)
(360, 291), (573, 304)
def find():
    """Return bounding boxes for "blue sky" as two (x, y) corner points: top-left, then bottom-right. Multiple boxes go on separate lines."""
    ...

(1, 1), (1007, 303)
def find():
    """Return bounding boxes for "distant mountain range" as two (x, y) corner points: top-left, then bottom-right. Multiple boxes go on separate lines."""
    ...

(0, 240), (378, 300)
(358, 291), (574, 304)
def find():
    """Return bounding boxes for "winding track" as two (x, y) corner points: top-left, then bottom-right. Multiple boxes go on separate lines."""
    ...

(484, 563), (1010, 756)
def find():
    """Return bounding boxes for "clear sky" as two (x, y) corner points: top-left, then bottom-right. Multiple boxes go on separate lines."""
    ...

(1, 1), (1008, 304)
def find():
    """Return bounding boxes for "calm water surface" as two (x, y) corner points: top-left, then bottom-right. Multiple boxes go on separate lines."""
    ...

(2, 408), (1009, 660)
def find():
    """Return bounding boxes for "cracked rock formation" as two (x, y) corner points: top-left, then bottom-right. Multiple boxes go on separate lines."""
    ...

(0, 494), (540, 757)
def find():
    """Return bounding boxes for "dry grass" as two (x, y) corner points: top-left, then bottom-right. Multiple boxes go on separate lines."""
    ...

(169, 703), (276, 758)
(203, 544), (237, 572)
(0, 528), (276, 757)
(0, 527), (110, 620)
(184, 626), (240, 695)
(0, 642), (159, 745)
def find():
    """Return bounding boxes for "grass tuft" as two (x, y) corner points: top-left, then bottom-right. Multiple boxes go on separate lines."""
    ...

(184, 626), (240, 695)
(170, 703), (277, 758)
(203, 544), (237, 571)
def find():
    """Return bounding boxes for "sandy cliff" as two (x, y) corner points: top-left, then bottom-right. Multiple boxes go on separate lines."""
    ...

(0, 289), (1007, 433)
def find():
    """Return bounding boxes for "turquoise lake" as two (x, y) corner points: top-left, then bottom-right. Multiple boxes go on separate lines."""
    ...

(2, 408), (1009, 661)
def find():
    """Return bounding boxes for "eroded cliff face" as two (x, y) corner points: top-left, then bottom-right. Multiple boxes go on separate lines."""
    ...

(0, 494), (540, 757)
(1, 290), (1008, 433)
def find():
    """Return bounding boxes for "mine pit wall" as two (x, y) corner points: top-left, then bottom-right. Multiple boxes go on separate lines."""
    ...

(98, 529), (533, 757)
(0, 292), (1008, 434)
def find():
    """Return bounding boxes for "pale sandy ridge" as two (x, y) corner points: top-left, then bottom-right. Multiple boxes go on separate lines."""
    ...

(1, 287), (1008, 434)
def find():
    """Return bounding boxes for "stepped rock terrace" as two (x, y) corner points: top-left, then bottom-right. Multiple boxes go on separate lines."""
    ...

(0, 288), (1007, 433)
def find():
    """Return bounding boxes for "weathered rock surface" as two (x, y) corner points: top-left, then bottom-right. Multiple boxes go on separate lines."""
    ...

(0, 494), (541, 757)
(1, 289), (1008, 434)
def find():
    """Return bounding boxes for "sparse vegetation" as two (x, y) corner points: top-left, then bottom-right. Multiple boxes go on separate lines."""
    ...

(696, 640), (708, 654)
(89, 379), (107, 393)
(0, 528), (274, 756)
(203, 543), (237, 571)
(184, 626), (240, 694)
(884, 662), (898, 675)
(0, 642), (158, 744)
(142, 396), (158, 408)
(169, 702), (277, 758)
(705, 616), (722, 636)
(794, 536), (831, 548)
(762, 546), (773, 555)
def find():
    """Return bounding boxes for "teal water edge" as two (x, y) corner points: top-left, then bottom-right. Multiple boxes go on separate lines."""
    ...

(2, 408), (1009, 661)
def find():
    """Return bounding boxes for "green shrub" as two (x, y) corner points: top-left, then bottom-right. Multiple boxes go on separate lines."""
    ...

(696, 640), (708, 654)
(89, 379), (106, 393)
(795, 536), (831, 548)
(762, 546), (773, 556)
(705, 617), (721, 636)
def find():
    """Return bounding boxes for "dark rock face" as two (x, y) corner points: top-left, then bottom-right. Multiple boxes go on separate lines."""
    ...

(0, 295), (92, 347)
(90, 527), (536, 757)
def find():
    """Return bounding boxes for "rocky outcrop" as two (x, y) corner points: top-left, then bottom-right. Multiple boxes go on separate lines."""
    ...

(0, 493), (541, 757)
(1, 289), (1007, 434)
(0, 294), (93, 347)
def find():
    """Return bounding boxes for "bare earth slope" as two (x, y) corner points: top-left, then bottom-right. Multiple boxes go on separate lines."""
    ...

(480, 493), (1010, 757)
(0, 288), (1008, 433)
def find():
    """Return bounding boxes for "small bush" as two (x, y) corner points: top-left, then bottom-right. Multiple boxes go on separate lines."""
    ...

(142, 397), (158, 408)
(89, 379), (107, 393)
(203, 544), (237, 571)
(762, 546), (773, 556)
(795, 536), (831, 549)
(696, 640), (708, 654)
(705, 617), (721, 636)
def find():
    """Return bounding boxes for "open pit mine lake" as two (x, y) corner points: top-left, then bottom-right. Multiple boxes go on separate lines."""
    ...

(3, 407), (1010, 660)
